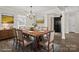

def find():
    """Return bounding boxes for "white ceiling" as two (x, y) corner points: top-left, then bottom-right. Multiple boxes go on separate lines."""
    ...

(0, 6), (58, 15)
(0, 6), (79, 15)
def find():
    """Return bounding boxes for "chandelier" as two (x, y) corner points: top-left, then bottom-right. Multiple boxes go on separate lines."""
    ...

(27, 6), (35, 20)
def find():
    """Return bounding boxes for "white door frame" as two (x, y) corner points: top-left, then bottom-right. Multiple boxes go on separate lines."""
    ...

(47, 13), (65, 39)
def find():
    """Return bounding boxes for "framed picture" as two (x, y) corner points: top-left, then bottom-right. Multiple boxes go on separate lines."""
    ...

(2, 15), (14, 23)
(1, 15), (14, 29)
(36, 16), (44, 24)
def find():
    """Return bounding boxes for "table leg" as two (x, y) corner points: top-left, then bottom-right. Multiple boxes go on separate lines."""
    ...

(32, 36), (40, 52)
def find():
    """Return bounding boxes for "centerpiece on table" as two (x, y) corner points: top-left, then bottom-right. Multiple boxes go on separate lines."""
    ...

(30, 23), (37, 31)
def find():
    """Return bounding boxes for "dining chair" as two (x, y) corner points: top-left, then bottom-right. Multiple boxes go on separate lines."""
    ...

(13, 29), (33, 52)
(19, 26), (31, 39)
(39, 31), (54, 52)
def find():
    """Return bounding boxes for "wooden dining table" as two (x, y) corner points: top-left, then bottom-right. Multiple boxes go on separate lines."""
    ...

(22, 30), (52, 51)
(22, 30), (51, 37)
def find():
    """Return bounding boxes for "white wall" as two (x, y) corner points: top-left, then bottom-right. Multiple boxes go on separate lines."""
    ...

(14, 15), (27, 29)
(65, 11), (79, 33)
(0, 14), (2, 29)
(76, 12), (79, 32)
(64, 13), (69, 33)
(0, 13), (36, 29)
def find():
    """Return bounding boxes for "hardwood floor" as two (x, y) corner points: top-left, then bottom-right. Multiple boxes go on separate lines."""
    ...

(0, 39), (13, 52)
(0, 33), (79, 52)
(54, 33), (79, 52)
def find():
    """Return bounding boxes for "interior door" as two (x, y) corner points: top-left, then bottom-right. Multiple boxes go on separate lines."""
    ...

(54, 17), (61, 32)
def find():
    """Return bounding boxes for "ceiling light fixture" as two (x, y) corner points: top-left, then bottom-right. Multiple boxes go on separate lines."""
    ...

(27, 6), (35, 20)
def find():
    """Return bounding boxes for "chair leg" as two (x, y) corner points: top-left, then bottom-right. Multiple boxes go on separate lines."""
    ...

(30, 43), (34, 52)
(52, 45), (54, 52)
(16, 43), (19, 52)
(12, 38), (17, 52)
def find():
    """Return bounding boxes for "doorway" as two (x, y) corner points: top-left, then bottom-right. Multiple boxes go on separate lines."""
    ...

(54, 17), (61, 33)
